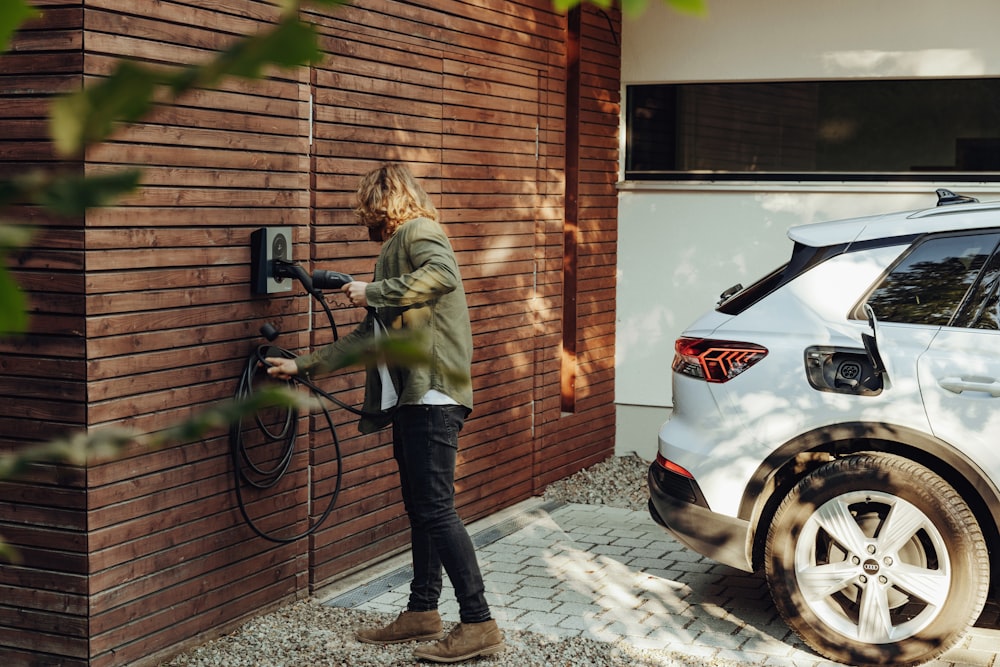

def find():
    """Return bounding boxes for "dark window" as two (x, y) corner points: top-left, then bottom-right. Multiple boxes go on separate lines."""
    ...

(719, 237), (917, 316)
(626, 79), (1000, 181)
(718, 242), (848, 315)
(953, 245), (1000, 329)
(865, 233), (1000, 326)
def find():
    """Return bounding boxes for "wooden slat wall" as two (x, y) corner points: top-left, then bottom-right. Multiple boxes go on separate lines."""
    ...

(0, 2), (91, 665)
(80, 1), (313, 665)
(533, 5), (620, 487)
(0, 0), (85, 441)
(0, 0), (620, 664)
(301, 0), (621, 591)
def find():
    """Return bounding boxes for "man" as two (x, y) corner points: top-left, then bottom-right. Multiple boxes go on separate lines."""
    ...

(265, 163), (504, 663)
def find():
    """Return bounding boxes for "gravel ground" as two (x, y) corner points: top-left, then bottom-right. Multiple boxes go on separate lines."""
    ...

(161, 455), (749, 667)
(541, 453), (650, 511)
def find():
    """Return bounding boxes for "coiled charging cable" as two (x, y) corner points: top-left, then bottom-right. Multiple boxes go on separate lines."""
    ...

(230, 275), (372, 543)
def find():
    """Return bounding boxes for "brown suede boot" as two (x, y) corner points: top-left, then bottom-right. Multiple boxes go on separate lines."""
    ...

(355, 610), (444, 645)
(412, 619), (505, 663)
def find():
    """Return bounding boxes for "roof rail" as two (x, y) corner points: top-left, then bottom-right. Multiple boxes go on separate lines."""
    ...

(909, 190), (1000, 219)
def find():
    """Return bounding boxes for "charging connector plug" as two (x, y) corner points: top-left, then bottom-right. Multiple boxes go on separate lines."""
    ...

(272, 259), (314, 293)
(313, 270), (353, 290)
(272, 260), (354, 296)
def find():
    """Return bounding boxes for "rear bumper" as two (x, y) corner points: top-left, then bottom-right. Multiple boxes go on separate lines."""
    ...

(647, 462), (754, 572)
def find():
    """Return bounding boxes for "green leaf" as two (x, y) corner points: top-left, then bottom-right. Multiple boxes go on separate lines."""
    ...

(0, 0), (40, 55)
(557, 0), (705, 15)
(0, 222), (32, 250)
(0, 262), (28, 335)
(154, 387), (312, 446)
(304, 0), (351, 8)
(0, 180), (19, 209)
(33, 170), (142, 217)
(550, 0), (581, 12)
(279, 0), (350, 16)
(50, 18), (324, 154)
(0, 538), (21, 565)
(0, 388), (311, 479)
(1, 170), (140, 216)
(664, 0), (707, 15)
(50, 62), (160, 155)
(0, 224), (31, 335)
(172, 16), (323, 94)
(619, 0), (649, 16)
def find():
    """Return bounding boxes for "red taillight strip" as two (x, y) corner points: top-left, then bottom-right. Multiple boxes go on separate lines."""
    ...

(673, 337), (767, 383)
(656, 453), (694, 479)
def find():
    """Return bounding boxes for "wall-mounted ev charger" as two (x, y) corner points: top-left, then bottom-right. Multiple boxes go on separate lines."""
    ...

(250, 227), (293, 295)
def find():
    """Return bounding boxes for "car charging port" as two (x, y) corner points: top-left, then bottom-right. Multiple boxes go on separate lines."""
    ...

(804, 346), (883, 396)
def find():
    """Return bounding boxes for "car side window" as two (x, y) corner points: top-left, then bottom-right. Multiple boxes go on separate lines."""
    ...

(953, 246), (1000, 329)
(866, 232), (1000, 326)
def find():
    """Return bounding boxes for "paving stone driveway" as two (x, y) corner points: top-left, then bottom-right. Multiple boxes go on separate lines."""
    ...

(324, 500), (1000, 667)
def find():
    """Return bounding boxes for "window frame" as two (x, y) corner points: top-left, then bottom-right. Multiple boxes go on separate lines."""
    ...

(625, 78), (1000, 183)
(850, 230), (1000, 328)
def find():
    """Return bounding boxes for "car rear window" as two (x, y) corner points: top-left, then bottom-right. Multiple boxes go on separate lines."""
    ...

(717, 242), (847, 315)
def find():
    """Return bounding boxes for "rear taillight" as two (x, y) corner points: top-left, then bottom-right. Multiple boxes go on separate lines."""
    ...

(672, 337), (768, 383)
(656, 453), (693, 478)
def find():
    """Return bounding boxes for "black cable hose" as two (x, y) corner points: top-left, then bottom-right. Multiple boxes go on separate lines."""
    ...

(230, 343), (344, 543)
(228, 285), (352, 543)
(230, 277), (401, 543)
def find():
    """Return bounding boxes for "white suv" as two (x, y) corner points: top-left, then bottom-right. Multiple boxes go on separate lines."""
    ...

(647, 189), (1000, 666)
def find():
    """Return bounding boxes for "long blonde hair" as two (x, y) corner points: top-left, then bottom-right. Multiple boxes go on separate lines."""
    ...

(355, 163), (438, 241)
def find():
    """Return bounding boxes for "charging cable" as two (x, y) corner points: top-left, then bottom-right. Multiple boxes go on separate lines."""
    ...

(229, 262), (360, 543)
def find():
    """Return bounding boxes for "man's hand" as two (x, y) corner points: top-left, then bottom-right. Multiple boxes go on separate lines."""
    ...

(264, 357), (299, 380)
(343, 281), (369, 308)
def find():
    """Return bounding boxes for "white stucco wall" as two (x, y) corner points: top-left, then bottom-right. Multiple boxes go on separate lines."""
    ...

(615, 0), (1000, 458)
(623, 0), (1000, 83)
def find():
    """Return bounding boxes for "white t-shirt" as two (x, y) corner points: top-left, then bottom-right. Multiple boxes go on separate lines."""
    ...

(373, 319), (456, 408)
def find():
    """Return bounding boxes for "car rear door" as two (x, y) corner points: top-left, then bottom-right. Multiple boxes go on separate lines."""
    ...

(918, 236), (1000, 480)
(866, 230), (1000, 473)
(920, 328), (1000, 464)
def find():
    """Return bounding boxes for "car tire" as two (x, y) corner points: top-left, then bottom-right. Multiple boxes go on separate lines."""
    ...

(764, 453), (990, 666)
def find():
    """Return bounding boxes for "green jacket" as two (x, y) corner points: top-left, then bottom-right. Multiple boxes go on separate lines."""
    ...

(295, 217), (473, 433)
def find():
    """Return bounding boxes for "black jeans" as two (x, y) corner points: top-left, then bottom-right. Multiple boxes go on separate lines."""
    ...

(392, 404), (491, 624)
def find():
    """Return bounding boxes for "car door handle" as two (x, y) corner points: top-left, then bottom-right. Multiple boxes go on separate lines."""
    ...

(938, 376), (1000, 397)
